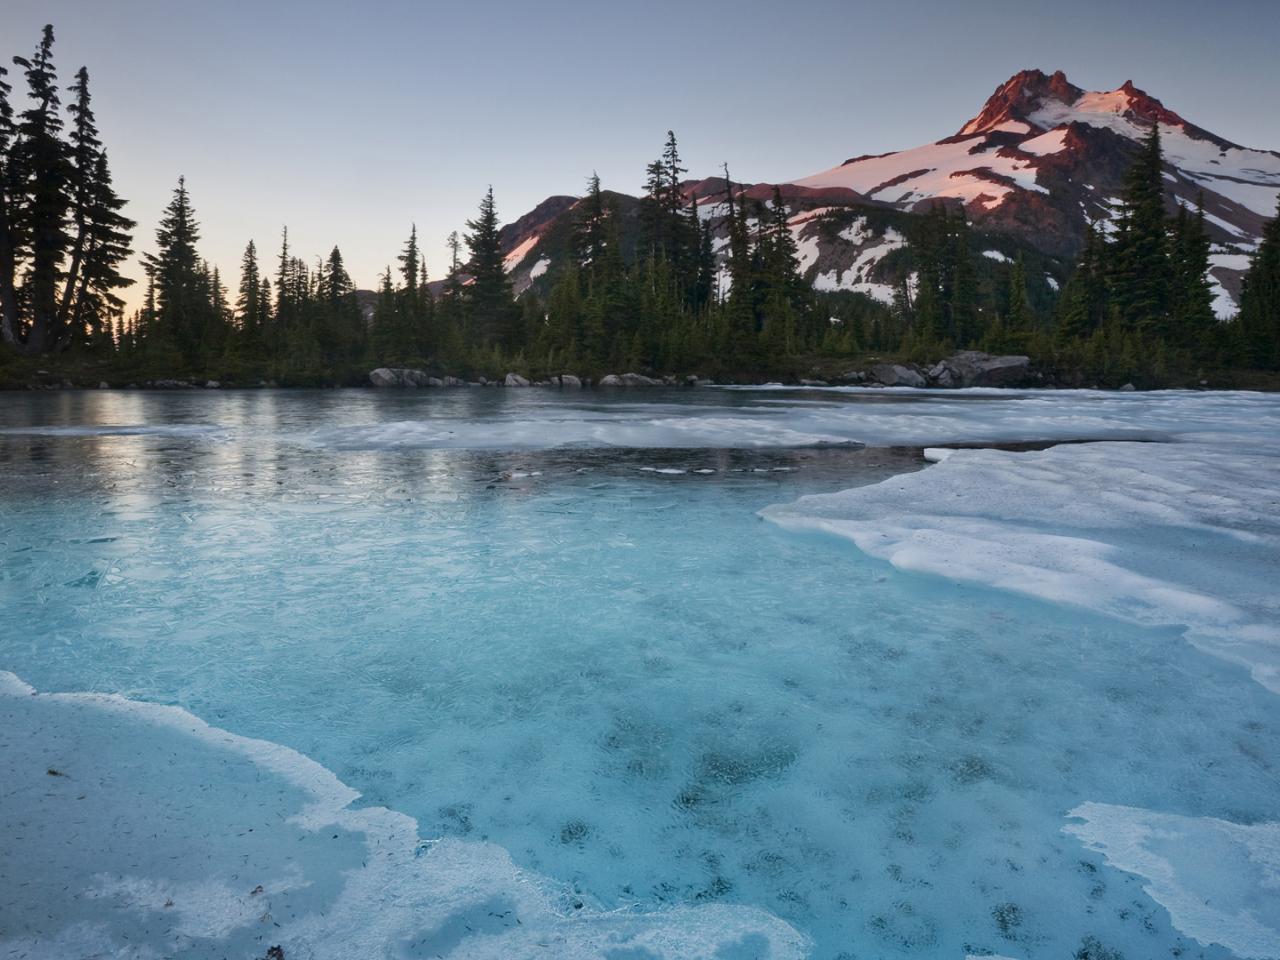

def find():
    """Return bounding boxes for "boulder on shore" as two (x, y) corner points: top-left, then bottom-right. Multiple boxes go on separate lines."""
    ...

(926, 351), (1032, 388)
(369, 367), (435, 388)
(867, 363), (927, 388)
(504, 372), (531, 387)
(599, 372), (663, 386)
(557, 374), (582, 389)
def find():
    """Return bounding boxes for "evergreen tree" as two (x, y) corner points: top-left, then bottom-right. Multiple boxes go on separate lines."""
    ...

(950, 215), (980, 345)
(1238, 197), (1280, 369)
(912, 206), (948, 343)
(1056, 223), (1108, 342)
(1005, 253), (1034, 333)
(370, 266), (398, 360)
(65, 150), (133, 345)
(574, 173), (608, 269)
(464, 186), (516, 347)
(55, 66), (96, 332)
(1110, 122), (1170, 333)
(234, 238), (265, 359)
(317, 244), (362, 363)
(143, 176), (206, 364)
(9, 25), (73, 352)
(0, 60), (18, 348)
(1167, 199), (1215, 350)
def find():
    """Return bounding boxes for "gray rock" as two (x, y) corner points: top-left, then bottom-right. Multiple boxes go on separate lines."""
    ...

(369, 367), (435, 388)
(98, 381), (110, 390)
(427, 376), (445, 387)
(204, 380), (221, 389)
(867, 363), (927, 388)
(926, 351), (1032, 388)
(596, 371), (665, 387)
(443, 376), (465, 387)
(558, 374), (582, 389)
(504, 372), (530, 387)
(835, 369), (866, 384)
(926, 361), (955, 388)
(151, 379), (191, 389)
(1119, 382), (1136, 392)
(618, 372), (664, 386)
(799, 378), (830, 387)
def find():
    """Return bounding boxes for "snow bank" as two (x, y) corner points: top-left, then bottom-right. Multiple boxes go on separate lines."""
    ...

(0, 671), (808, 959)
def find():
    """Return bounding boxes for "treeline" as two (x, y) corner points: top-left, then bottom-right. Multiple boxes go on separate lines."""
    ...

(0, 26), (134, 354)
(4, 23), (1280, 387)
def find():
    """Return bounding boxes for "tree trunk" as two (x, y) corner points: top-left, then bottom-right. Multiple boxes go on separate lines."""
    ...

(0, 196), (24, 351)
(56, 211), (87, 335)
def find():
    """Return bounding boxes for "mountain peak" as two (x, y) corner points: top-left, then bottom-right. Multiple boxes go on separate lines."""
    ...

(959, 70), (1198, 140)
(958, 69), (1084, 136)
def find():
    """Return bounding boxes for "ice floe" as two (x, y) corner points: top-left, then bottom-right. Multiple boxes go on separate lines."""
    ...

(1065, 802), (1280, 959)
(0, 670), (809, 959)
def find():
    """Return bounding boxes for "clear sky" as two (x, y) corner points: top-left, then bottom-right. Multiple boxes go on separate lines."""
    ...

(4, 0), (1278, 311)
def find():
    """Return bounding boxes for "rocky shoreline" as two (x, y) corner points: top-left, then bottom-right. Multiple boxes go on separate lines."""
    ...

(363, 351), (1038, 391)
(8, 352), (1152, 392)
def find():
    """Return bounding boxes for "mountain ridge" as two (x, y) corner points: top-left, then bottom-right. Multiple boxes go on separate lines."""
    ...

(497, 69), (1280, 318)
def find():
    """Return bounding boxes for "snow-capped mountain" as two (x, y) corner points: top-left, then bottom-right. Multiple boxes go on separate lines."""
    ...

(501, 70), (1280, 316)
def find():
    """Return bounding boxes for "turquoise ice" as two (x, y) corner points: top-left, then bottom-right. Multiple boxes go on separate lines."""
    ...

(2, 386), (1278, 959)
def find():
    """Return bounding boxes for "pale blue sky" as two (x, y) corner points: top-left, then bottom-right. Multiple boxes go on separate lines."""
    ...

(4, 0), (1278, 309)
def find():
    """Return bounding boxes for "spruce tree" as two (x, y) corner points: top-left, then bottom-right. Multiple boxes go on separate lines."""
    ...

(1238, 197), (1280, 369)
(0, 61), (18, 348)
(9, 25), (73, 352)
(57, 65), (97, 337)
(464, 186), (516, 347)
(950, 215), (980, 345)
(1110, 122), (1170, 333)
(1056, 223), (1108, 342)
(67, 150), (133, 346)
(1167, 199), (1215, 351)
(143, 176), (205, 364)
(235, 239), (264, 357)
(396, 224), (426, 358)
(1006, 253), (1034, 333)
(318, 245), (362, 363)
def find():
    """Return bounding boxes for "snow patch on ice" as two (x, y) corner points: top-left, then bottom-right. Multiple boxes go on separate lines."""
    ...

(763, 418), (1280, 693)
(1065, 802), (1280, 959)
(0, 671), (810, 960)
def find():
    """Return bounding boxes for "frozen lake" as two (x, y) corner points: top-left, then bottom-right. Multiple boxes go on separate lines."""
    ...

(2, 386), (1278, 960)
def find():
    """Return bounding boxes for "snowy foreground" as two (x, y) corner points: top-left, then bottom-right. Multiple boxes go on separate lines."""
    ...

(1, 386), (1279, 959)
